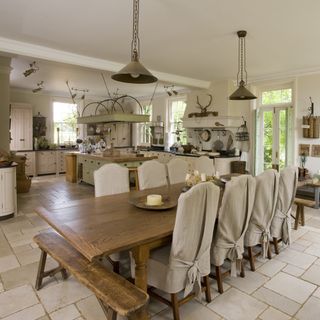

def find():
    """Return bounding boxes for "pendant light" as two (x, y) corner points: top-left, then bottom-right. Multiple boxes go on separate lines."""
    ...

(111, 0), (157, 84)
(229, 30), (257, 100)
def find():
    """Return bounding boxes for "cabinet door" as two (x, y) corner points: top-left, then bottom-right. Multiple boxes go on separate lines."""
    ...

(37, 151), (57, 174)
(16, 152), (36, 176)
(10, 106), (33, 151)
(0, 168), (16, 215)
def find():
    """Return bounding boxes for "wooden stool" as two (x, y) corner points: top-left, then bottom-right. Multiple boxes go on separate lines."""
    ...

(294, 198), (316, 230)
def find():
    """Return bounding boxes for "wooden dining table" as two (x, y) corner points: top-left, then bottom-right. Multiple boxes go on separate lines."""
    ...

(35, 183), (185, 319)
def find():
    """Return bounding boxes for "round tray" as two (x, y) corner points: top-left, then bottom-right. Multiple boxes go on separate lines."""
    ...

(130, 195), (177, 211)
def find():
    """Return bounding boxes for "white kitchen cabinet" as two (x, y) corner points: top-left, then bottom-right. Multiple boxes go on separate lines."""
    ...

(16, 151), (36, 176)
(56, 151), (67, 173)
(10, 104), (33, 151)
(0, 166), (17, 219)
(36, 151), (57, 175)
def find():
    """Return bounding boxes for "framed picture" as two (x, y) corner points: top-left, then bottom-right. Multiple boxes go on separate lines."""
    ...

(311, 145), (320, 157)
(299, 144), (310, 156)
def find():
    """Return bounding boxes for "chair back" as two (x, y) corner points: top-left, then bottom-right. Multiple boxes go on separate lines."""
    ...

(138, 160), (167, 190)
(212, 175), (256, 273)
(94, 163), (129, 197)
(169, 182), (220, 296)
(93, 163), (130, 197)
(271, 166), (298, 244)
(244, 170), (280, 256)
(194, 156), (215, 176)
(167, 158), (188, 184)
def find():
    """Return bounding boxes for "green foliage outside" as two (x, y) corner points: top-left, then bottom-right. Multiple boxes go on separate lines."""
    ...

(262, 89), (292, 105)
(171, 101), (187, 144)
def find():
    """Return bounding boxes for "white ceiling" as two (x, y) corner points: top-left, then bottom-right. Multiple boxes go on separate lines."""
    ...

(10, 56), (186, 99)
(1, 0), (320, 83)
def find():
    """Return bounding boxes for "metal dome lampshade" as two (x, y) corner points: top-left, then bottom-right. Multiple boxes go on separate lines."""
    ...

(229, 30), (256, 100)
(111, 0), (157, 84)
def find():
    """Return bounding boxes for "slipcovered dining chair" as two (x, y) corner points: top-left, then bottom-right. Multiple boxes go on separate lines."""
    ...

(138, 160), (167, 190)
(131, 182), (220, 320)
(194, 156), (215, 176)
(211, 175), (256, 293)
(167, 158), (188, 184)
(94, 163), (130, 273)
(270, 166), (298, 254)
(244, 170), (280, 271)
(94, 163), (129, 197)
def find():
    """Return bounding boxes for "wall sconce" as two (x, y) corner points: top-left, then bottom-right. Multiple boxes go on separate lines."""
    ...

(164, 85), (178, 97)
(32, 81), (44, 93)
(23, 61), (39, 77)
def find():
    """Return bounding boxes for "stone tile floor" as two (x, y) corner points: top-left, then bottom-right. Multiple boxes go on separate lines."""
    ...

(1, 175), (320, 319)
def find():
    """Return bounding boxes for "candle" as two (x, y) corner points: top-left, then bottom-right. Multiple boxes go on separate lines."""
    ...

(194, 170), (200, 176)
(215, 171), (220, 178)
(146, 194), (162, 206)
(201, 173), (206, 182)
(185, 173), (191, 181)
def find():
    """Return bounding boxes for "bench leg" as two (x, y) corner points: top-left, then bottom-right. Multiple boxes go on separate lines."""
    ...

(97, 298), (117, 320)
(35, 250), (47, 290)
(267, 244), (272, 260)
(215, 266), (223, 294)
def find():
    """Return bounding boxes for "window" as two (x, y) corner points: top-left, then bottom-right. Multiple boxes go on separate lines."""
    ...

(53, 102), (78, 144)
(261, 88), (292, 105)
(168, 98), (187, 146)
(139, 104), (152, 144)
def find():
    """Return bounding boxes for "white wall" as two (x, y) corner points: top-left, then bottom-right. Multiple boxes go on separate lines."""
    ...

(296, 74), (320, 175)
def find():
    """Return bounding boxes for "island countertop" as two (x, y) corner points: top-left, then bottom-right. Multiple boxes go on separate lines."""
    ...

(71, 152), (158, 163)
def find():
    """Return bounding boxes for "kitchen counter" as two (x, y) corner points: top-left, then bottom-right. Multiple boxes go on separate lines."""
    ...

(71, 152), (157, 163)
(75, 153), (158, 185)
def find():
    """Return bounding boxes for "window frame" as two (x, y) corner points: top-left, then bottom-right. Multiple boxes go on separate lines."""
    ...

(166, 96), (187, 146)
(52, 101), (78, 145)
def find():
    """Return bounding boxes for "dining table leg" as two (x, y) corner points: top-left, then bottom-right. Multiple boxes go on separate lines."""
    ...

(132, 244), (150, 320)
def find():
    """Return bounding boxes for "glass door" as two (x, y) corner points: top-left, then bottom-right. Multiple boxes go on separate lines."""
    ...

(256, 107), (288, 174)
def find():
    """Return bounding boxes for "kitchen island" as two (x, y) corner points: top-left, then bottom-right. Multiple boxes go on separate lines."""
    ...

(74, 153), (158, 185)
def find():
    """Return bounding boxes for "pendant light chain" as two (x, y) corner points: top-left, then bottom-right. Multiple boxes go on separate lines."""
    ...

(131, 0), (140, 61)
(238, 35), (248, 85)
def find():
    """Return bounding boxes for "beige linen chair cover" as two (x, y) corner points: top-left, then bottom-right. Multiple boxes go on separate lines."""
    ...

(94, 163), (129, 197)
(195, 156), (215, 176)
(211, 175), (256, 276)
(167, 158), (188, 184)
(131, 182), (220, 297)
(94, 163), (130, 263)
(138, 160), (167, 190)
(244, 170), (280, 258)
(270, 166), (298, 245)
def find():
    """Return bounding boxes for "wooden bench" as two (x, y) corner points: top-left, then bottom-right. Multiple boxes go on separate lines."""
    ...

(33, 232), (149, 320)
(294, 198), (316, 230)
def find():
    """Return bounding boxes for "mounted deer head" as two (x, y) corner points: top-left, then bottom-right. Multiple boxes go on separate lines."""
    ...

(196, 94), (213, 113)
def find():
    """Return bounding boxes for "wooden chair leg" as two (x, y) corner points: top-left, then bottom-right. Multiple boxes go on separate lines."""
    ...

(247, 247), (255, 271)
(239, 259), (245, 278)
(294, 205), (300, 230)
(204, 275), (212, 303)
(60, 267), (68, 280)
(301, 205), (305, 226)
(113, 261), (120, 274)
(273, 237), (279, 255)
(215, 266), (223, 294)
(171, 293), (180, 320)
(35, 250), (47, 290)
(267, 244), (272, 260)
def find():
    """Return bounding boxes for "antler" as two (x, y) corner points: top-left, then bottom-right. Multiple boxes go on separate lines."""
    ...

(205, 94), (213, 108)
(196, 96), (203, 111)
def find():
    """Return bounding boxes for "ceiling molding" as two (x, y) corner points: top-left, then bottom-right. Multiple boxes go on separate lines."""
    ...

(249, 66), (320, 84)
(0, 36), (210, 89)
